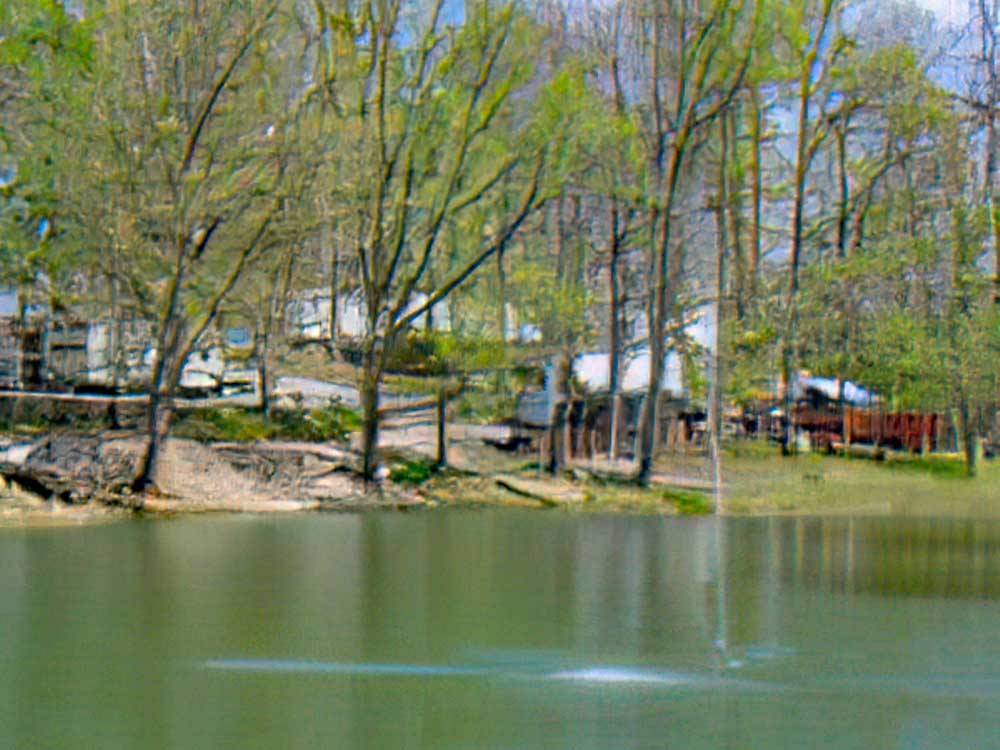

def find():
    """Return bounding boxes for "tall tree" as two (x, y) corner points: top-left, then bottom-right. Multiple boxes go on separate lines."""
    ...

(0, 2), (96, 304)
(59, 0), (322, 491)
(577, 0), (646, 460)
(635, 0), (758, 484)
(778, 0), (846, 454)
(968, 0), (1000, 305)
(312, 0), (561, 480)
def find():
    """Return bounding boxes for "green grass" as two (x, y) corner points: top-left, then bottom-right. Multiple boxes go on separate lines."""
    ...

(663, 442), (1000, 516)
(173, 405), (361, 443)
(879, 452), (970, 479)
(666, 489), (713, 515)
(0, 400), (114, 436)
(426, 438), (999, 516)
(381, 374), (437, 396)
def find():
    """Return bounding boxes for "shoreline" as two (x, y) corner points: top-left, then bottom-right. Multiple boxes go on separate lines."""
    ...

(0, 428), (998, 525)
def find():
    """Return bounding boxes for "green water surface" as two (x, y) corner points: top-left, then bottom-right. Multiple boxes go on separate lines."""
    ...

(1, 510), (999, 748)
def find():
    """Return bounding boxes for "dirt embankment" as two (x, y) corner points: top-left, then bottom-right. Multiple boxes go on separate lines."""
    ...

(0, 432), (428, 517)
(0, 421), (711, 521)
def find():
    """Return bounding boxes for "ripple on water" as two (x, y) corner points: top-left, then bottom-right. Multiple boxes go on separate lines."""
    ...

(203, 659), (775, 693)
(548, 668), (692, 686)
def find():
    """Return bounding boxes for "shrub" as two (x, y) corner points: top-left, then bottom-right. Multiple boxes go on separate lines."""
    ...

(173, 408), (271, 442)
(174, 402), (361, 443)
(389, 458), (435, 485)
(269, 403), (362, 442)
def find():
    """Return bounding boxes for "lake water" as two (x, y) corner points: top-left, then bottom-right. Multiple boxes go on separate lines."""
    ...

(2, 510), (1000, 749)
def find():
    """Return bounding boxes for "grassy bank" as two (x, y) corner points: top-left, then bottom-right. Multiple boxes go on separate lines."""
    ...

(372, 438), (1000, 517)
(654, 442), (1000, 516)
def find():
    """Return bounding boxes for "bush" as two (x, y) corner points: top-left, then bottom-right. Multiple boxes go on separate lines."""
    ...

(174, 402), (361, 443)
(385, 332), (508, 376)
(0, 398), (126, 435)
(173, 408), (271, 442)
(389, 458), (435, 485)
(269, 404), (362, 442)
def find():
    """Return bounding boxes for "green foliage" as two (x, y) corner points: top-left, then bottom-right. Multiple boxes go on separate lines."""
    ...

(0, 1), (93, 75)
(386, 332), (509, 376)
(511, 253), (591, 349)
(174, 408), (272, 443)
(276, 404), (363, 442)
(174, 404), (361, 444)
(664, 489), (713, 515)
(682, 349), (708, 403)
(0, 398), (107, 435)
(2, 0), (997, 492)
(389, 458), (435, 485)
(454, 389), (517, 424)
(0, 1), (96, 294)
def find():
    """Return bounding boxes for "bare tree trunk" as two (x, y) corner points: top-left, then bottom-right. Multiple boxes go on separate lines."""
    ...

(632, 393), (646, 460)
(563, 399), (574, 466)
(548, 352), (572, 475)
(959, 398), (979, 477)
(496, 248), (507, 392)
(274, 248), (296, 343)
(639, 141), (686, 483)
(710, 116), (729, 513)
(547, 402), (563, 475)
(256, 325), (271, 418)
(782, 4), (834, 456)
(358, 340), (382, 484)
(637, 203), (663, 484)
(606, 34), (628, 461)
(329, 231), (340, 345)
(783, 75), (810, 456)
(726, 107), (747, 320)
(966, 0), (1000, 452)
(781, 344), (797, 456)
(980, 0), (1000, 305)
(108, 272), (124, 428)
(576, 402), (587, 460)
(133, 341), (178, 493)
(436, 385), (448, 469)
(255, 262), (285, 418)
(554, 194), (566, 291)
(608, 199), (623, 460)
(134, 391), (174, 494)
(836, 122), (850, 258)
(748, 86), (763, 301)
(133, 278), (186, 493)
(360, 346), (381, 483)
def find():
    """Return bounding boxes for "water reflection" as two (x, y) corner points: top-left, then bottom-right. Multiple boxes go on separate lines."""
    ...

(736, 516), (1000, 599)
(0, 512), (999, 749)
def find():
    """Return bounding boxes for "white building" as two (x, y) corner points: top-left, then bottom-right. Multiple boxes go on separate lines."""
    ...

(286, 288), (451, 341)
(567, 302), (717, 397)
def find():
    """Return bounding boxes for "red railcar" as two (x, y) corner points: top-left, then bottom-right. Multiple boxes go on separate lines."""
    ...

(843, 408), (939, 452)
(794, 404), (939, 453)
